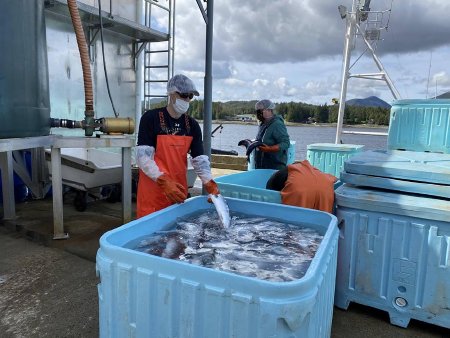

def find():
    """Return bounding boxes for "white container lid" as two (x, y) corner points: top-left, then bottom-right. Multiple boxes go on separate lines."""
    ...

(344, 150), (450, 185)
(335, 184), (450, 222)
(307, 143), (364, 152)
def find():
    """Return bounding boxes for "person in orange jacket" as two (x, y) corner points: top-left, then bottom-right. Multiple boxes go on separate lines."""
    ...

(135, 74), (220, 218)
(266, 160), (337, 213)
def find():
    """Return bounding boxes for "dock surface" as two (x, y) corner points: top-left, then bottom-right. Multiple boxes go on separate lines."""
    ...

(0, 168), (448, 337)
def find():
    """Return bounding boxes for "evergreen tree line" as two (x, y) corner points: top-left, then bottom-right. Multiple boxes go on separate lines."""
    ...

(148, 100), (391, 125)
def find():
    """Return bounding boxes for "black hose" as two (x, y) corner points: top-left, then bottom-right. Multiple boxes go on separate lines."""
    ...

(98, 0), (119, 118)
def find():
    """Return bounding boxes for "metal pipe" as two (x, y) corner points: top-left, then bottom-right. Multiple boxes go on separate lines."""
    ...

(335, 1), (357, 144)
(170, 0), (175, 78)
(135, 0), (145, 141)
(195, 0), (208, 24)
(50, 117), (134, 135)
(203, 0), (214, 160)
(356, 22), (401, 99)
(98, 117), (135, 134)
(50, 118), (83, 129)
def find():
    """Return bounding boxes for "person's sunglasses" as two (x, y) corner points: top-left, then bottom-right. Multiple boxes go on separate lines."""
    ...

(177, 92), (194, 100)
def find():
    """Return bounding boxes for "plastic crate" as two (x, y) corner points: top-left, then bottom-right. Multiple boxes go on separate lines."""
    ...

(216, 169), (281, 203)
(334, 184), (450, 329)
(287, 140), (296, 164)
(216, 169), (342, 206)
(96, 196), (338, 338)
(307, 143), (364, 177)
(387, 99), (450, 153)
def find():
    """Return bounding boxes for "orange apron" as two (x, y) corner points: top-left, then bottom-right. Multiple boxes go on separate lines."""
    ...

(280, 160), (336, 213)
(137, 134), (192, 218)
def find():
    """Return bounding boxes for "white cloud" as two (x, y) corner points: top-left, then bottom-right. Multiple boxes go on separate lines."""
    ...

(274, 77), (288, 90)
(253, 79), (270, 87)
(286, 87), (298, 96)
(163, 0), (450, 104)
(433, 71), (450, 87)
(224, 78), (246, 86)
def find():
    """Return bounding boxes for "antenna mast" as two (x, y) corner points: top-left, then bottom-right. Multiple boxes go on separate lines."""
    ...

(335, 0), (400, 144)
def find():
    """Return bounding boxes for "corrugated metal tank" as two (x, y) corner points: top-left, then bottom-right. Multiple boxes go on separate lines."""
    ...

(0, 0), (51, 138)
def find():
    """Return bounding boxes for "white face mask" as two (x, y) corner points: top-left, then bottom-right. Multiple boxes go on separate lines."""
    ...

(172, 98), (189, 117)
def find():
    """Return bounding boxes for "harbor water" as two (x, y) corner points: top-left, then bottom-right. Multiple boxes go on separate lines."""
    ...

(206, 123), (388, 160)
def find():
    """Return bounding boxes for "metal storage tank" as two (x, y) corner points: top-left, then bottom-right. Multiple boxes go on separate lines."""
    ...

(0, 0), (51, 138)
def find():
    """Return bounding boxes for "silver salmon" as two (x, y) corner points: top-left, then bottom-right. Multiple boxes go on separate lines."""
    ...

(209, 194), (231, 228)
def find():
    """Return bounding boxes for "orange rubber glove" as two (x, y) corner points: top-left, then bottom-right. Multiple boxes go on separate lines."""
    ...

(204, 180), (220, 203)
(258, 144), (280, 153)
(156, 174), (187, 204)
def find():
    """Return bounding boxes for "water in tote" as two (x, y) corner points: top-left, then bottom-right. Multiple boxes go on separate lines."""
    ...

(131, 211), (323, 282)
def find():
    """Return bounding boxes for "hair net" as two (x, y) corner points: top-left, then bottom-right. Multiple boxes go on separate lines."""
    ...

(255, 99), (275, 110)
(167, 74), (200, 96)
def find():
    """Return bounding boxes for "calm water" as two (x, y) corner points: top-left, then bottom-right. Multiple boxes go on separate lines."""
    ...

(132, 210), (323, 282)
(204, 123), (388, 160)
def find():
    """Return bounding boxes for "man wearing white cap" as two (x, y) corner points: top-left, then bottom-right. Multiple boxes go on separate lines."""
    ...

(254, 99), (290, 170)
(135, 74), (220, 218)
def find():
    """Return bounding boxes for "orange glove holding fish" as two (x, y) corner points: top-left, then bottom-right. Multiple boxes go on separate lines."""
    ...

(205, 180), (220, 195)
(204, 179), (220, 203)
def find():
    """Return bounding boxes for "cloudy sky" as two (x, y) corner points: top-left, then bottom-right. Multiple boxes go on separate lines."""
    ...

(152, 0), (450, 105)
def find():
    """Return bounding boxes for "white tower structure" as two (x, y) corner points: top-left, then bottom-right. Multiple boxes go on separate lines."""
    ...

(335, 0), (400, 143)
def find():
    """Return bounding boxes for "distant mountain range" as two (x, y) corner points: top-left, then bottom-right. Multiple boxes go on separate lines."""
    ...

(150, 97), (166, 104)
(435, 91), (450, 99)
(346, 96), (391, 109)
(148, 95), (392, 109)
